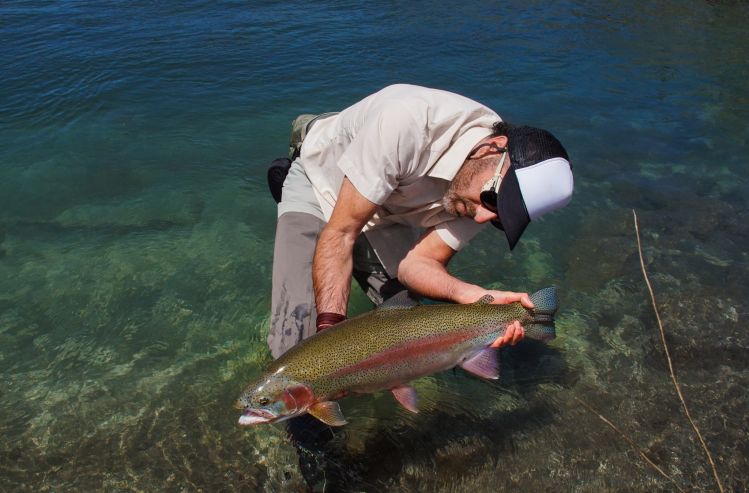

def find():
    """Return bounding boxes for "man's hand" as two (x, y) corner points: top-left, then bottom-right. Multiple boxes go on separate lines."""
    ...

(479, 290), (534, 349)
(396, 231), (534, 349)
(490, 320), (525, 348)
(483, 290), (534, 309)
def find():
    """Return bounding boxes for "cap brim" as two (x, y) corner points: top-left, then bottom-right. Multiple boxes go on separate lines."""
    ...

(492, 166), (530, 250)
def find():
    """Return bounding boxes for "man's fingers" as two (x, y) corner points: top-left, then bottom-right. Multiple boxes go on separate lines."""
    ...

(489, 321), (526, 348)
(490, 291), (534, 309)
(520, 293), (534, 309)
(489, 330), (506, 348)
(511, 323), (525, 345)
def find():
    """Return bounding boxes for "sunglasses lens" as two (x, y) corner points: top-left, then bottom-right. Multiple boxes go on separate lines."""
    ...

(480, 190), (498, 213)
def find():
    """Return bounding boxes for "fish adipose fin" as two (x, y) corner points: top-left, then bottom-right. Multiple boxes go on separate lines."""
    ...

(308, 401), (348, 427)
(460, 348), (499, 380)
(391, 385), (419, 413)
(378, 291), (420, 310)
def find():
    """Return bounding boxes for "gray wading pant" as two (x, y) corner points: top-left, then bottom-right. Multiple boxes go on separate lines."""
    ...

(268, 212), (407, 358)
(268, 212), (408, 359)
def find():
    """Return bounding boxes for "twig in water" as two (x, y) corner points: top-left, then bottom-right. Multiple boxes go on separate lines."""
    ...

(572, 396), (684, 492)
(632, 209), (724, 493)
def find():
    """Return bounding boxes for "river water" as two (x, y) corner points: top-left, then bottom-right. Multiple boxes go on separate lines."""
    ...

(1, 1), (748, 491)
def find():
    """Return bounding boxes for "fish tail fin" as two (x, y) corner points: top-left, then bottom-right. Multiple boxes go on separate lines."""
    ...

(527, 287), (558, 342)
(526, 323), (556, 342)
(530, 286), (558, 315)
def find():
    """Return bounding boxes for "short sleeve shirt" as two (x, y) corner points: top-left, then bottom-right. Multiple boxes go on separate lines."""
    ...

(299, 84), (500, 276)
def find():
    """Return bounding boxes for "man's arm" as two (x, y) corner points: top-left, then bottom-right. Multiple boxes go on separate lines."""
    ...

(398, 228), (534, 305)
(313, 177), (378, 316)
(398, 228), (533, 347)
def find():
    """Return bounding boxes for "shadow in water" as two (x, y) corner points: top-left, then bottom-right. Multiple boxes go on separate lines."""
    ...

(289, 341), (574, 492)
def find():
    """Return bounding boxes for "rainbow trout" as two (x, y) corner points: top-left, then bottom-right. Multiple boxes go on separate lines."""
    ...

(236, 287), (558, 426)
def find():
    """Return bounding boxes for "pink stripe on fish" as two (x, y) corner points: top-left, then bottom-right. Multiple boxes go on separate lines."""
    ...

(330, 330), (477, 378)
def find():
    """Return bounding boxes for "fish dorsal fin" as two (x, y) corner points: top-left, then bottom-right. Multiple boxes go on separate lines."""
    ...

(391, 385), (419, 413)
(308, 401), (348, 427)
(460, 348), (500, 380)
(473, 294), (495, 305)
(378, 290), (419, 310)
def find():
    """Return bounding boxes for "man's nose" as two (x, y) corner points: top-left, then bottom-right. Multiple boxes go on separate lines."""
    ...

(473, 205), (498, 224)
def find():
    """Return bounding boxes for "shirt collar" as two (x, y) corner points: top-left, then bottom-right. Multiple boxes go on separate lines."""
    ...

(428, 126), (495, 181)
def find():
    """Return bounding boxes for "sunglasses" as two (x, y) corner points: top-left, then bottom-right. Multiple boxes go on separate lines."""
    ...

(478, 147), (509, 231)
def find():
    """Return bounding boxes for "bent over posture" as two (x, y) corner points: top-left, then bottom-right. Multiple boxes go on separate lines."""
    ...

(269, 84), (573, 356)
(265, 83), (574, 490)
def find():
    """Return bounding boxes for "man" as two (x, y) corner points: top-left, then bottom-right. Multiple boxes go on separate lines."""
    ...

(269, 83), (573, 357)
(267, 83), (573, 489)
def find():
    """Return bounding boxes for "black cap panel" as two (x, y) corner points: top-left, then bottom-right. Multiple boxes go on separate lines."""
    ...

(494, 165), (530, 250)
(490, 125), (570, 250)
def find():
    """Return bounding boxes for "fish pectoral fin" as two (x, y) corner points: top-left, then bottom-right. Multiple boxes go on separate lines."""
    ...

(308, 401), (348, 427)
(460, 348), (500, 380)
(391, 385), (419, 413)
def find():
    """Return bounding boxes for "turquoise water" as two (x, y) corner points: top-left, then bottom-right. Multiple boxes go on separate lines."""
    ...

(2, 0), (748, 491)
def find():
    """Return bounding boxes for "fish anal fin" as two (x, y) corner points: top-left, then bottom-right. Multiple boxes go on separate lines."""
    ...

(308, 401), (348, 426)
(391, 385), (419, 413)
(460, 348), (499, 380)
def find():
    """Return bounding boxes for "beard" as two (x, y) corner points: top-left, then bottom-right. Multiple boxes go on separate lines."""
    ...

(442, 156), (496, 217)
(442, 184), (476, 218)
(441, 188), (460, 216)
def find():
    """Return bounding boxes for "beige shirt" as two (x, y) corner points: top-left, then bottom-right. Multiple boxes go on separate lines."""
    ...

(300, 84), (499, 276)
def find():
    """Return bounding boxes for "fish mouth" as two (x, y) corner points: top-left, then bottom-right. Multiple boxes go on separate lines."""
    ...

(238, 408), (278, 426)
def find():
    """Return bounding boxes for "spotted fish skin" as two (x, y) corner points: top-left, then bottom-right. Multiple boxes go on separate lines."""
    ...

(236, 287), (558, 426)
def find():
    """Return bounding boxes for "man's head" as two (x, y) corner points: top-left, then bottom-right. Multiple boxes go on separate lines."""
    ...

(443, 122), (574, 250)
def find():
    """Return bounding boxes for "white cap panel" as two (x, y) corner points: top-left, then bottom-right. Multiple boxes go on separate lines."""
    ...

(515, 157), (573, 220)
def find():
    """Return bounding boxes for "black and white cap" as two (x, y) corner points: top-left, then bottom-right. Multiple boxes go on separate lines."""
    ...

(494, 125), (574, 250)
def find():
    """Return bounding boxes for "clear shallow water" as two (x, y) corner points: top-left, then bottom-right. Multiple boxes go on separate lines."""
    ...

(1, 0), (748, 491)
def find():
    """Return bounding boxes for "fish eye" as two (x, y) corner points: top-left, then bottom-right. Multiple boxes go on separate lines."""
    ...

(257, 396), (270, 406)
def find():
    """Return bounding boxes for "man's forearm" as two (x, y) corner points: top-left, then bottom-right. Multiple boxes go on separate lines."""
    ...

(312, 225), (355, 315)
(398, 254), (485, 304)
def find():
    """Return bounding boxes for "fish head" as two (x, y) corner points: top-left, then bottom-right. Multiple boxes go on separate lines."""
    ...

(235, 372), (315, 426)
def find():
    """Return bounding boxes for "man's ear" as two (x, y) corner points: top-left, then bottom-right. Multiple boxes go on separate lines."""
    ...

(489, 135), (509, 148)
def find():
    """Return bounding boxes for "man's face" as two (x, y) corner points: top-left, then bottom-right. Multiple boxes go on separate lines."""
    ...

(442, 136), (509, 224)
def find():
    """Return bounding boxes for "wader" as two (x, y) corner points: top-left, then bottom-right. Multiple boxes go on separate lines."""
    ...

(267, 114), (407, 360)
(265, 114), (407, 490)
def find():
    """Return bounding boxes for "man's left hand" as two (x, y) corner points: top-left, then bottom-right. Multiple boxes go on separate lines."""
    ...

(483, 290), (534, 309)
(478, 290), (534, 349)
